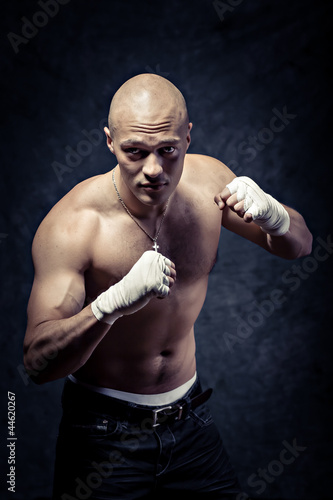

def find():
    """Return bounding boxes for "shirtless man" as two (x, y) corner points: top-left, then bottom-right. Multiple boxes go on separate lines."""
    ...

(24, 74), (312, 499)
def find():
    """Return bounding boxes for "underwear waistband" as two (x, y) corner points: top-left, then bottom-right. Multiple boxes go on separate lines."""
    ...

(68, 372), (197, 407)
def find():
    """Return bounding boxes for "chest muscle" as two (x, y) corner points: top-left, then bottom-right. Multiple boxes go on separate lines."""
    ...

(84, 193), (221, 300)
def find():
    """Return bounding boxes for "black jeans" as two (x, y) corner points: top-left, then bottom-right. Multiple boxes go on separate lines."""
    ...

(52, 377), (244, 499)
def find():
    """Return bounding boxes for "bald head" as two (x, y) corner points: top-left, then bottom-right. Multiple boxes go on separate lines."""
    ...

(108, 74), (189, 135)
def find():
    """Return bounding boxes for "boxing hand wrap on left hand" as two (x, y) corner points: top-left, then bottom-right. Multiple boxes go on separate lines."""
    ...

(226, 176), (290, 236)
(91, 251), (172, 325)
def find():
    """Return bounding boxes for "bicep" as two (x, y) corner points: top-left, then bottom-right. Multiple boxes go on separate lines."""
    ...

(27, 269), (86, 328)
(26, 224), (88, 328)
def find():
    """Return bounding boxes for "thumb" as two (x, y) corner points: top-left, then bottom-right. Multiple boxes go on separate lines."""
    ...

(214, 193), (225, 210)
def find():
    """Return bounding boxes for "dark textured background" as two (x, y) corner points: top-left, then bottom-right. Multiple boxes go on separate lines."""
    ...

(1, 1), (332, 499)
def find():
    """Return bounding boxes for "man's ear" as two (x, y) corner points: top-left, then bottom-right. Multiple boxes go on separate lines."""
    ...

(104, 127), (115, 154)
(186, 122), (193, 151)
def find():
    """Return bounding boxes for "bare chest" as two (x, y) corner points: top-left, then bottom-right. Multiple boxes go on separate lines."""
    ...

(85, 192), (222, 299)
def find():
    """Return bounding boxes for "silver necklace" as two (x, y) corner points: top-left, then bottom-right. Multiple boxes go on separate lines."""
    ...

(112, 168), (169, 252)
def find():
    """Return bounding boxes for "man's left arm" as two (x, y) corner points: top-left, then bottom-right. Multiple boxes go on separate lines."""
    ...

(215, 176), (313, 260)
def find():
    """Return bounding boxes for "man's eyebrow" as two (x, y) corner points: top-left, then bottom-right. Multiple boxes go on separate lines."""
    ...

(120, 138), (181, 148)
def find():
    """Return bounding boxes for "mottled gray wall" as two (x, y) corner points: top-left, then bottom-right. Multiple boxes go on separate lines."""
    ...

(1, 1), (332, 499)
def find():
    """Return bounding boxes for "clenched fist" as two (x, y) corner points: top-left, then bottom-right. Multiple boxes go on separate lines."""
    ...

(215, 176), (290, 236)
(91, 251), (176, 325)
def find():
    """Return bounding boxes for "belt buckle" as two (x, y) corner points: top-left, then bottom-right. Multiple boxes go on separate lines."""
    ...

(152, 404), (183, 428)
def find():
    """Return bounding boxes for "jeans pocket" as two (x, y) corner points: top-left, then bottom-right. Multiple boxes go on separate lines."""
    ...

(60, 410), (121, 438)
(189, 403), (213, 428)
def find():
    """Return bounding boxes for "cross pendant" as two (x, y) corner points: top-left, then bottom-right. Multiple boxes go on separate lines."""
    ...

(152, 241), (159, 252)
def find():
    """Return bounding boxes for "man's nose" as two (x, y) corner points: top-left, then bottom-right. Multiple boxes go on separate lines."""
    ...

(142, 154), (163, 178)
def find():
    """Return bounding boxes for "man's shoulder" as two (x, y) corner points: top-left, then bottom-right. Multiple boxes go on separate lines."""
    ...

(33, 173), (110, 250)
(183, 153), (235, 187)
(60, 172), (111, 210)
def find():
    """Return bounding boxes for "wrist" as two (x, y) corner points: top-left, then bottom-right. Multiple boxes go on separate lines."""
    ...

(91, 289), (123, 326)
(256, 194), (290, 236)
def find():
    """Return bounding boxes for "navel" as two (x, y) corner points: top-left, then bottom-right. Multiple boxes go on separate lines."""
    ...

(160, 349), (172, 357)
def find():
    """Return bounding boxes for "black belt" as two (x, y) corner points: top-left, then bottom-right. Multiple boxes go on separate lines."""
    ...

(64, 379), (213, 429)
(149, 388), (213, 428)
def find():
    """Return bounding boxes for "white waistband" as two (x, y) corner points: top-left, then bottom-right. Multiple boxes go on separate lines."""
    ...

(68, 372), (197, 407)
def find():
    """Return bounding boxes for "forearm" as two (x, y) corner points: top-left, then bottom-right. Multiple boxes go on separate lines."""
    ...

(24, 304), (110, 384)
(265, 205), (313, 259)
(24, 251), (174, 384)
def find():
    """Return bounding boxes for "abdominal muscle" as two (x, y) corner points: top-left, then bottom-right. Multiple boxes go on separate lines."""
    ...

(75, 280), (206, 394)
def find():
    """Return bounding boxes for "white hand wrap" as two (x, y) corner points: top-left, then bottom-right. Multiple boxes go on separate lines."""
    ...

(91, 251), (172, 325)
(226, 176), (290, 236)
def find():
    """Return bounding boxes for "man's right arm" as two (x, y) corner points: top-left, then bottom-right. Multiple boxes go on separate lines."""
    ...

(23, 217), (175, 384)
(23, 216), (112, 384)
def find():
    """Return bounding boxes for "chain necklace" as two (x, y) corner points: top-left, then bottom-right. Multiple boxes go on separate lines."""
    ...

(112, 168), (169, 252)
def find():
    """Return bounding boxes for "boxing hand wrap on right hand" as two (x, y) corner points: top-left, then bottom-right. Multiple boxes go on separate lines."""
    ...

(91, 251), (172, 325)
(226, 176), (290, 236)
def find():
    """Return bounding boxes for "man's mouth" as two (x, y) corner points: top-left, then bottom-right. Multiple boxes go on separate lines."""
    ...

(139, 182), (167, 191)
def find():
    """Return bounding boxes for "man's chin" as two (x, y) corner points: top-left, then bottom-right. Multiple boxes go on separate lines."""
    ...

(136, 185), (171, 206)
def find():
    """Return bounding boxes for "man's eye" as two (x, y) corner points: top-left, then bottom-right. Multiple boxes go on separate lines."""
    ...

(162, 147), (175, 154)
(126, 148), (140, 154)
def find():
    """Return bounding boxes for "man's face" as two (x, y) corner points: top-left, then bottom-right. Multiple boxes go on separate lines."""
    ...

(106, 107), (192, 208)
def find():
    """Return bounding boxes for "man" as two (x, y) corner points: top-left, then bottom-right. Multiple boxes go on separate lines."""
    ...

(24, 74), (312, 499)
